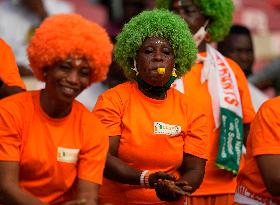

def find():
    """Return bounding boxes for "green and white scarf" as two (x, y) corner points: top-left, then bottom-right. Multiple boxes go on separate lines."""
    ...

(201, 45), (243, 174)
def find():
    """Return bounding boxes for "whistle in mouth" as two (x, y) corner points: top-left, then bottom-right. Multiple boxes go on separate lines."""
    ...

(157, 67), (166, 75)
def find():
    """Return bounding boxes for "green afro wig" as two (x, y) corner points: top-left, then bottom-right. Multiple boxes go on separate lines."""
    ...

(114, 9), (197, 81)
(156, 0), (234, 42)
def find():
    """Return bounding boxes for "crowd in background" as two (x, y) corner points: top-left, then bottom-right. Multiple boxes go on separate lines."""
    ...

(0, 0), (280, 205)
(0, 0), (280, 104)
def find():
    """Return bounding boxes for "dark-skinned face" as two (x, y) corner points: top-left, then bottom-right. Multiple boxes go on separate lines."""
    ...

(136, 37), (175, 86)
(172, 0), (207, 34)
(220, 34), (254, 76)
(44, 55), (91, 104)
(21, 0), (48, 19)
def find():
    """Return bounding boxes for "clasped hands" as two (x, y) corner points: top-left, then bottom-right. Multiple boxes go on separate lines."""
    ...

(148, 172), (192, 201)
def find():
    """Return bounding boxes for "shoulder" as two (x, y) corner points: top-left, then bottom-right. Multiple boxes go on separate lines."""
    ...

(97, 82), (135, 104)
(0, 39), (8, 49)
(76, 104), (108, 143)
(73, 99), (90, 112)
(169, 88), (188, 108)
(0, 91), (36, 124)
(0, 91), (34, 109)
(184, 62), (203, 81)
(71, 100), (105, 131)
(249, 97), (280, 153)
(171, 88), (206, 120)
(101, 82), (134, 96)
(0, 38), (14, 59)
(258, 97), (280, 116)
(72, 99), (99, 121)
(250, 97), (280, 132)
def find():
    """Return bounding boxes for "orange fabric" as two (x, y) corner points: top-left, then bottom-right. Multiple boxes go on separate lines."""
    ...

(93, 82), (209, 204)
(182, 53), (256, 196)
(187, 194), (234, 205)
(237, 97), (280, 201)
(0, 91), (108, 204)
(0, 39), (26, 89)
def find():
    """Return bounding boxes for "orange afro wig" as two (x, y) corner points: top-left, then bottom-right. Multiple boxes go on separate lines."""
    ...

(27, 13), (113, 84)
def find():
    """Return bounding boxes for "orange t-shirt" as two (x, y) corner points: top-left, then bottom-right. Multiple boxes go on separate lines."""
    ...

(179, 53), (256, 196)
(0, 91), (108, 204)
(0, 39), (26, 89)
(237, 97), (280, 201)
(93, 82), (209, 204)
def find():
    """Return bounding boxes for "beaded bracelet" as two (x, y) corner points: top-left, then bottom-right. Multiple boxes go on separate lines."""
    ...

(144, 171), (151, 188)
(140, 170), (149, 188)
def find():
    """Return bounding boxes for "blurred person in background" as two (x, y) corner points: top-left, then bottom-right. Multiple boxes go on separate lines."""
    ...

(218, 24), (269, 111)
(101, 0), (156, 39)
(0, 39), (26, 98)
(157, 0), (256, 204)
(234, 97), (280, 204)
(218, 25), (254, 78)
(0, 0), (73, 77)
(248, 57), (280, 96)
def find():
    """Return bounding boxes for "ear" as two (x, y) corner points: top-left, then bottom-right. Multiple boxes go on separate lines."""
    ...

(204, 32), (211, 42)
(129, 58), (138, 69)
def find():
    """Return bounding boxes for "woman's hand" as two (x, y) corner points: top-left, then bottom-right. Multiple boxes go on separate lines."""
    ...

(155, 179), (192, 201)
(148, 172), (176, 188)
(175, 181), (192, 193)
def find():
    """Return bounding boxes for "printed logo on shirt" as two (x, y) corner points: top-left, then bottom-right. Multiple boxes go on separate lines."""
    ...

(154, 122), (182, 136)
(57, 147), (80, 163)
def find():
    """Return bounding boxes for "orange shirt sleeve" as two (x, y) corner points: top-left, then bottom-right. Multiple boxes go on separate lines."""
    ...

(78, 114), (109, 185)
(251, 99), (280, 156)
(0, 39), (26, 90)
(0, 102), (23, 161)
(93, 90), (123, 137)
(183, 96), (209, 160)
(227, 58), (255, 123)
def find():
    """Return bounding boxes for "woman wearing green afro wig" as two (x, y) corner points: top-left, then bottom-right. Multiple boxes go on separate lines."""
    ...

(93, 9), (210, 205)
(114, 8), (197, 81)
(156, 0), (234, 43)
(156, 1), (256, 205)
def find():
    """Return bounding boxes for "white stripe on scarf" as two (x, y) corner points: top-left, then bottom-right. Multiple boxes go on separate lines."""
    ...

(201, 44), (243, 129)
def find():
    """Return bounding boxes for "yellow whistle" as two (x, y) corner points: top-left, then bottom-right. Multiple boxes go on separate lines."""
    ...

(157, 67), (166, 75)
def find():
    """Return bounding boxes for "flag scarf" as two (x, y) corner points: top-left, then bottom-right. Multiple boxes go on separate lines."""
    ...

(201, 45), (243, 174)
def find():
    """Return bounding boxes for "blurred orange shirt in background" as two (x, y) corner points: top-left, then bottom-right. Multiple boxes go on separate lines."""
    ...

(235, 97), (280, 204)
(0, 39), (25, 89)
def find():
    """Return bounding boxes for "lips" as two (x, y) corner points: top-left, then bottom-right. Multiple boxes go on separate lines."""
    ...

(150, 66), (163, 72)
(59, 85), (79, 97)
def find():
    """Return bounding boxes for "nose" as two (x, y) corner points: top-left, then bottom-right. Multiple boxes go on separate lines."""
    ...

(154, 49), (163, 62)
(66, 70), (79, 84)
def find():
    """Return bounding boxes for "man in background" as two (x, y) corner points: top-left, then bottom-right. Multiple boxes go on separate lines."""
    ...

(218, 24), (268, 111)
(218, 25), (254, 77)
(248, 58), (280, 96)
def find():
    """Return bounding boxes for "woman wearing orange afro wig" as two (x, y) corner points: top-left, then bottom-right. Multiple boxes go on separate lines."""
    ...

(0, 14), (112, 205)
